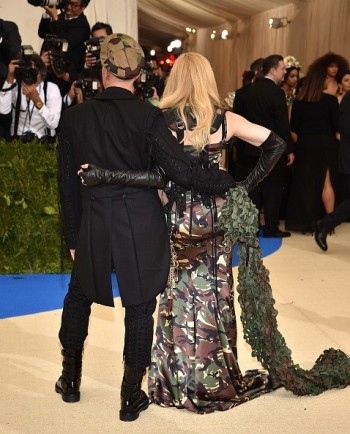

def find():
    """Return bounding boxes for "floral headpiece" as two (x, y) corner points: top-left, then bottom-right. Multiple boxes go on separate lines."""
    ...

(284, 55), (301, 70)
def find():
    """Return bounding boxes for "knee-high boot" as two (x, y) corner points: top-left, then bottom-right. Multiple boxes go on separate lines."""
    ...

(119, 366), (149, 422)
(55, 348), (83, 403)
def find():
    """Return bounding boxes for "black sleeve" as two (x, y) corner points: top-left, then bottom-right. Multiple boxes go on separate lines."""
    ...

(329, 96), (340, 134)
(2, 21), (22, 61)
(290, 100), (300, 134)
(57, 117), (82, 249)
(340, 93), (350, 142)
(273, 89), (293, 153)
(149, 113), (236, 194)
(0, 21), (22, 88)
(232, 87), (246, 116)
(38, 17), (52, 40)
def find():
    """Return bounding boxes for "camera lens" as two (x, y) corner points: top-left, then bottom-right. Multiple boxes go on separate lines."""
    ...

(24, 68), (38, 85)
(142, 86), (154, 99)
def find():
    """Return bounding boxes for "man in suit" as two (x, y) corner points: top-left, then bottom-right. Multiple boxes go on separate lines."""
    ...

(0, 19), (22, 139)
(314, 89), (350, 251)
(232, 57), (264, 181)
(244, 54), (294, 237)
(56, 34), (236, 422)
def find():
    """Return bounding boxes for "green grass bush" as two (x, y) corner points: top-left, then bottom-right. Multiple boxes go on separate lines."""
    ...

(0, 138), (71, 274)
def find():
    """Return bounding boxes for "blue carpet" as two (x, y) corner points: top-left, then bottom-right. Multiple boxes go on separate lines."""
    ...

(0, 237), (280, 319)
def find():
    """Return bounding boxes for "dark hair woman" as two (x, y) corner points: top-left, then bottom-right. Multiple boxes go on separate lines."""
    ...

(286, 64), (340, 233)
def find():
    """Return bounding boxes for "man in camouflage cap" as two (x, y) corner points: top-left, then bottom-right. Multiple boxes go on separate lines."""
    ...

(56, 33), (236, 422)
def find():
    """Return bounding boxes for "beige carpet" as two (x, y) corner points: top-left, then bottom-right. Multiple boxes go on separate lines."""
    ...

(1, 224), (349, 434)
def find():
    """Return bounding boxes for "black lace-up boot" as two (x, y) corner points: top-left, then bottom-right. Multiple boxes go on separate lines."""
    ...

(119, 366), (149, 422)
(55, 349), (83, 403)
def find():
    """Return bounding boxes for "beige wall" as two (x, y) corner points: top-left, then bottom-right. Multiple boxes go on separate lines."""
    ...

(189, 0), (350, 98)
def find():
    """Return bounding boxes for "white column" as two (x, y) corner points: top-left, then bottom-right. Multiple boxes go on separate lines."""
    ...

(85, 0), (138, 39)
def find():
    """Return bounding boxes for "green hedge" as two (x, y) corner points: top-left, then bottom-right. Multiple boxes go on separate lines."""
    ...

(0, 138), (71, 274)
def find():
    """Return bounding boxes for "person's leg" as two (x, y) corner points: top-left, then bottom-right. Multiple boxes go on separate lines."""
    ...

(56, 269), (92, 403)
(314, 175), (350, 251)
(322, 199), (350, 231)
(315, 199), (350, 251)
(262, 178), (290, 236)
(120, 298), (157, 422)
(322, 169), (335, 214)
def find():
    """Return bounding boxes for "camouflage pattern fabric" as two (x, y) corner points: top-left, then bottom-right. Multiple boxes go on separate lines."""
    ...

(100, 33), (145, 80)
(148, 145), (271, 413)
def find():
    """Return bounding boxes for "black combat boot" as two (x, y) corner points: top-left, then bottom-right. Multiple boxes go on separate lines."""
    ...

(55, 348), (83, 403)
(119, 366), (149, 422)
(313, 220), (328, 251)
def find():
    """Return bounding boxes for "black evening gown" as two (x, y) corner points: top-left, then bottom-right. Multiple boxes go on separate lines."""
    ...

(286, 94), (339, 233)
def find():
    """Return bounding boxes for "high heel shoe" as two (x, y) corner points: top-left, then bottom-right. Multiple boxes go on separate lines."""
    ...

(313, 220), (328, 252)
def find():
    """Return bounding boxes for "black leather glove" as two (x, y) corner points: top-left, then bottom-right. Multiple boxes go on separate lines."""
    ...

(237, 131), (287, 192)
(79, 164), (167, 189)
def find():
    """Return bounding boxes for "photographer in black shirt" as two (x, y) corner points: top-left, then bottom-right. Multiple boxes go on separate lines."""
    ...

(38, 0), (90, 75)
(35, 0), (90, 97)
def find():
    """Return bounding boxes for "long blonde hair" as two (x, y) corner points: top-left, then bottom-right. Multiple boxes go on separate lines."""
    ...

(159, 52), (222, 151)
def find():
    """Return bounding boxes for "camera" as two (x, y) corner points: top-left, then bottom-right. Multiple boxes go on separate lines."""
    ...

(14, 45), (38, 85)
(27, 0), (67, 9)
(75, 78), (100, 100)
(85, 37), (104, 67)
(44, 34), (69, 74)
(139, 62), (156, 99)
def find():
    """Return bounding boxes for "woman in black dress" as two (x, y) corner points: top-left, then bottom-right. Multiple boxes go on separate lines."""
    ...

(286, 66), (340, 233)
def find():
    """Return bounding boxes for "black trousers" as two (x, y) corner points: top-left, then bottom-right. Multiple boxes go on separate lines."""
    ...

(59, 275), (157, 370)
(322, 175), (350, 231)
(250, 157), (286, 233)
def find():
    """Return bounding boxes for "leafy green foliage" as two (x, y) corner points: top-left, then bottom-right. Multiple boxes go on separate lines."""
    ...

(0, 138), (72, 273)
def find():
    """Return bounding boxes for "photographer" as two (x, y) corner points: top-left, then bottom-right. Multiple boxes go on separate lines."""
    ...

(0, 19), (22, 139)
(85, 22), (113, 69)
(63, 69), (102, 108)
(135, 59), (166, 106)
(0, 51), (62, 140)
(37, 0), (90, 77)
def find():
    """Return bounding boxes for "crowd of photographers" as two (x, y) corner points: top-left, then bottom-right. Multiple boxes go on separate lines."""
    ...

(0, 0), (167, 142)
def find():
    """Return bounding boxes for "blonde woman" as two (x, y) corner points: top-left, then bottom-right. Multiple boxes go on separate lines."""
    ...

(80, 52), (286, 414)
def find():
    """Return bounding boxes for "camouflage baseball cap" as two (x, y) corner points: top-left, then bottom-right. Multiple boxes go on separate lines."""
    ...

(100, 33), (145, 80)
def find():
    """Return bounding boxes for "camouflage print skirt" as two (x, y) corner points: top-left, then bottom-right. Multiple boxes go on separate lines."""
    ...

(148, 193), (270, 413)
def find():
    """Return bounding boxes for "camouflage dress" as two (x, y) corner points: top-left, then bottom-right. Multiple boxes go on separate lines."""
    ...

(148, 110), (270, 413)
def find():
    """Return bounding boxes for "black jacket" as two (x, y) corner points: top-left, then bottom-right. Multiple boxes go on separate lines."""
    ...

(58, 87), (235, 308)
(339, 91), (350, 174)
(245, 78), (293, 153)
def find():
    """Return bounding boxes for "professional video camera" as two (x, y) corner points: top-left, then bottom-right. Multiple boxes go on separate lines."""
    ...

(85, 37), (104, 67)
(74, 78), (100, 100)
(27, 0), (67, 9)
(44, 34), (69, 74)
(139, 61), (156, 99)
(14, 45), (38, 85)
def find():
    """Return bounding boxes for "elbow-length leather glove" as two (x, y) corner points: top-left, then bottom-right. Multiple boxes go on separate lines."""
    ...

(79, 163), (167, 189)
(237, 131), (287, 192)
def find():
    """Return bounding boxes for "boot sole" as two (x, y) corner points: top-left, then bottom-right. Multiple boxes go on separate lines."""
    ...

(119, 403), (149, 422)
(55, 384), (80, 403)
